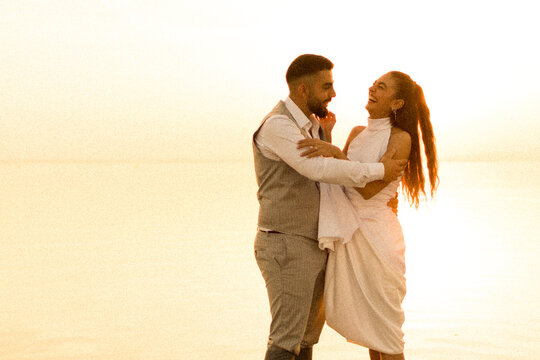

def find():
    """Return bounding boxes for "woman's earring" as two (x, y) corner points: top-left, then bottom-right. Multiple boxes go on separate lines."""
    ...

(392, 108), (397, 118)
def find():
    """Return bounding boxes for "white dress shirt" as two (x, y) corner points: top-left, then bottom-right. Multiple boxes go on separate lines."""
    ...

(254, 97), (384, 188)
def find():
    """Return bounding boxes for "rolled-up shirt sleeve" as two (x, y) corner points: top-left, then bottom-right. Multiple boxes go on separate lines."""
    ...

(255, 116), (384, 188)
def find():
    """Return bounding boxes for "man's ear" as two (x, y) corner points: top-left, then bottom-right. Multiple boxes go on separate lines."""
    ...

(392, 99), (405, 110)
(297, 82), (309, 99)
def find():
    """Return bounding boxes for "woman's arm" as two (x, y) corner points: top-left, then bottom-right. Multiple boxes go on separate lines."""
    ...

(355, 128), (411, 200)
(318, 112), (336, 143)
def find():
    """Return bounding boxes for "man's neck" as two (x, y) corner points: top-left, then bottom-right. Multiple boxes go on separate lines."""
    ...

(288, 94), (312, 118)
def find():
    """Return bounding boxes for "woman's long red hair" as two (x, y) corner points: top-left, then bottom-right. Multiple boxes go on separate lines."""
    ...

(389, 71), (439, 207)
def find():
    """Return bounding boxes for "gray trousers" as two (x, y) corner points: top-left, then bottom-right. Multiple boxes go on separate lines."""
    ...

(255, 231), (328, 355)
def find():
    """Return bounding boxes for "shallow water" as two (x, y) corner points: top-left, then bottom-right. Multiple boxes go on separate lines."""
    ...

(1, 161), (538, 359)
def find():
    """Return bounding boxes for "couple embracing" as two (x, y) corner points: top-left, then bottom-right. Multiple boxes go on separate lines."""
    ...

(252, 54), (438, 360)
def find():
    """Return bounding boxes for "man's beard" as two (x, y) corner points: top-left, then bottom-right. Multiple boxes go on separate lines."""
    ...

(307, 97), (329, 118)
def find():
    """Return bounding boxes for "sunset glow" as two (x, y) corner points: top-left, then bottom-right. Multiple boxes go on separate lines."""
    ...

(1, 0), (539, 162)
(1, 2), (539, 359)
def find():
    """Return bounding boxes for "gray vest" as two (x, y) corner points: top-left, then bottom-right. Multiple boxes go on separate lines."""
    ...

(252, 101), (324, 240)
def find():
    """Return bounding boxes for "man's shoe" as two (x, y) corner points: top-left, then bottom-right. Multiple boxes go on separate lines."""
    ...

(264, 345), (295, 360)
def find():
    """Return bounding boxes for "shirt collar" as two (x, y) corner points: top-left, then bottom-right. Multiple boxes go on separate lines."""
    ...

(284, 97), (319, 136)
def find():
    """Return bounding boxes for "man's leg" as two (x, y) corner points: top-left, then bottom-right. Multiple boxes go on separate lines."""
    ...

(297, 261), (326, 360)
(255, 232), (327, 359)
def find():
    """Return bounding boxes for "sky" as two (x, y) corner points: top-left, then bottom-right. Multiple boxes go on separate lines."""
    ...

(1, 0), (539, 162)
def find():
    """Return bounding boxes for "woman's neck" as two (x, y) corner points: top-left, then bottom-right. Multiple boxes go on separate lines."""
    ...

(368, 112), (391, 119)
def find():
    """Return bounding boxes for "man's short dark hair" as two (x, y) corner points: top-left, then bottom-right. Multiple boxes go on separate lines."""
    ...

(285, 54), (334, 84)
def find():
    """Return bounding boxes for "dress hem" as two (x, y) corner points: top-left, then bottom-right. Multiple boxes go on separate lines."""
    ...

(345, 337), (404, 355)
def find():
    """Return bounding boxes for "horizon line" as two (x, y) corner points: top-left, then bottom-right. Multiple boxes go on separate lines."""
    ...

(2, 156), (540, 164)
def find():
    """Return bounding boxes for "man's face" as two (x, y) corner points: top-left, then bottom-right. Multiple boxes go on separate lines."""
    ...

(306, 70), (336, 118)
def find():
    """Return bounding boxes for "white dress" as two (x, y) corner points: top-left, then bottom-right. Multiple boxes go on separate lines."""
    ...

(318, 117), (406, 354)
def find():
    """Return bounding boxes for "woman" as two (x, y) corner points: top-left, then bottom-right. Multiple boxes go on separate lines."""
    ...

(297, 71), (438, 360)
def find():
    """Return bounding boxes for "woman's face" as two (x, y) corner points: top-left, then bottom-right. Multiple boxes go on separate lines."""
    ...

(365, 73), (399, 118)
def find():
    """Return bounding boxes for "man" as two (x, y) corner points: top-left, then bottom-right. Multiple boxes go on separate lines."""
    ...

(252, 54), (406, 360)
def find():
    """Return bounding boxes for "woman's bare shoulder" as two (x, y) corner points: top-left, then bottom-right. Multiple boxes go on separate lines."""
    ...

(390, 127), (411, 143)
(388, 127), (412, 159)
(349, 125), (366, 138)
(352, 125), (366, 133)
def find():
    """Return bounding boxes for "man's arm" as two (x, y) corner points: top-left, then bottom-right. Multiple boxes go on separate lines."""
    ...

(255, 116), (384, 188)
